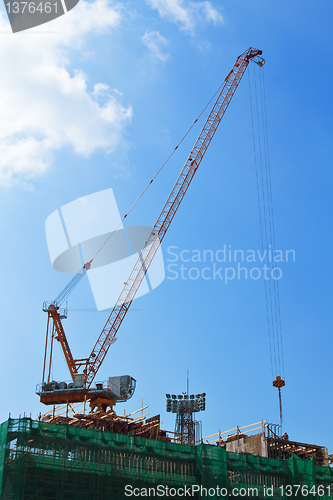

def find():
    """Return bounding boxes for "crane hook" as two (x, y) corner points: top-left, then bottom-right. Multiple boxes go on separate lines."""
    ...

(273, 375), (285, 427)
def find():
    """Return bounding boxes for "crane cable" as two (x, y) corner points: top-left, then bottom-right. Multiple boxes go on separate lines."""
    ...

(87, 79), (228, 266)
(248, 63), (285, 425)
(52, 79), (228, 306)
(259, 69), (285, 380)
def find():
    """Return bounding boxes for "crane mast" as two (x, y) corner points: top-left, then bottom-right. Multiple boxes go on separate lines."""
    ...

(38, 47), (264, 409)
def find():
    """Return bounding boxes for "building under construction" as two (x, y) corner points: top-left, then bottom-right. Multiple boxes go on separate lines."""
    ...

(0, 413), (333, 499)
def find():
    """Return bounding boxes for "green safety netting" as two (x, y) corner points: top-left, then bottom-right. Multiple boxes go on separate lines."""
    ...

(0, 420), (9, 496)
(0, 418), (332, 499)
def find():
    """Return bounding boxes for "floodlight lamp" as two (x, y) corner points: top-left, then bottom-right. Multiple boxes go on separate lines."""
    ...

(172, 394), (177, 399)
(196, 394), (201, 399)
(166, 394), (171, 398)
(190, 394), (194, 399)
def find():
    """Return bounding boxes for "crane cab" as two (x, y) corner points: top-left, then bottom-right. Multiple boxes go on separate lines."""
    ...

(108, 375), (136, 401)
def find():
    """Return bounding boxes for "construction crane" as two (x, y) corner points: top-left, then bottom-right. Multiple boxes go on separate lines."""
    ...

(37, 47), (265, 412)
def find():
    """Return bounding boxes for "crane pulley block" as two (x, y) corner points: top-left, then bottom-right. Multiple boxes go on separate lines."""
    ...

(273, 376), (285, 389)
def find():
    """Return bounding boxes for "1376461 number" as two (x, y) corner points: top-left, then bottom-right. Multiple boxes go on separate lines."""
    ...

(279, 485), (331, 496)
(5, 2), (58, 14)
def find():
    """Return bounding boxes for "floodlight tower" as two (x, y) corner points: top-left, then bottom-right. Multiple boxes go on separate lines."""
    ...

(166, 393), (206, 444)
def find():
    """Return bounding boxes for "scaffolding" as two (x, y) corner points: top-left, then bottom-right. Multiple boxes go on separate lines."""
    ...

(202, 421), (329, 467)
(0, 417), (332, 499)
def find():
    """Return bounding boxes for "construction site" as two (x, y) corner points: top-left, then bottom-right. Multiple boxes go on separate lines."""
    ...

(1, 47), (332, 499)
(1, 414), (333, 499)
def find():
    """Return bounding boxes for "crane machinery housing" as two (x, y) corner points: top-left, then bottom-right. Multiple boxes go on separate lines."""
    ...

(37, 47), (265, 413)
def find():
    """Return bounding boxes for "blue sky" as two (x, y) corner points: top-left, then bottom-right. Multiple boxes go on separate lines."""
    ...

(0, 0), (332, 454)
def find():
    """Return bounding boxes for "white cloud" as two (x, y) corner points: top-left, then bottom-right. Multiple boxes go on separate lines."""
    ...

(142, 30), (169, 61)
(193, 1), (222, 25)
(93, 83), (110, 96)
(0, 0), (133, 186)
(111, 88), (123, 96)
(146, 0), (223, 33)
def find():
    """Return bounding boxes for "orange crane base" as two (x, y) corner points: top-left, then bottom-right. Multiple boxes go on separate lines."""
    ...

(38, 389), (116, 412)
